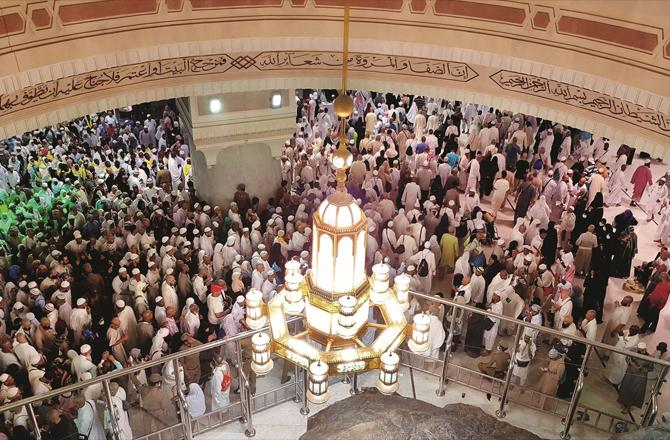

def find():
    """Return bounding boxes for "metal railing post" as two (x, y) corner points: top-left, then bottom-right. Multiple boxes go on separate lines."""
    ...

(300, 368), (310, 415)
(496, 324), (523, 418)
(102, 379), (121, 440)
(436, 305), (459, 396)
(242, 371), (256, 438)
(293, 363), (301, 403)
(235, 339), (247, 425)
(560, 344), (593, 440)
(26, 402), (41, 440)
(350, 372), (361, 395)
(642, 365), (668, 426)
(173, 358), (193, 440)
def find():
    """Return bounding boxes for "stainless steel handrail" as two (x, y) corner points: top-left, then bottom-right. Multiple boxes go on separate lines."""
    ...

(408, 290), (670, 367)
(0, 316), (300, 412)
(3, 288), (669, 438)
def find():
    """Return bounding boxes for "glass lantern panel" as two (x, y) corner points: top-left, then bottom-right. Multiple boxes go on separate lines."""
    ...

(316, 234), (334, 292)
(334, 236), (354, 293)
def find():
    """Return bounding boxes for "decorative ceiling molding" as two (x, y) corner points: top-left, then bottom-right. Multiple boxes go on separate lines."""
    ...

(0, 36), (666, 160)
(491, 70), (670, 138)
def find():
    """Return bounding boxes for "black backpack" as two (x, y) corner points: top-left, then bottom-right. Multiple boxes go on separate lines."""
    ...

(417, 251), (429, 277)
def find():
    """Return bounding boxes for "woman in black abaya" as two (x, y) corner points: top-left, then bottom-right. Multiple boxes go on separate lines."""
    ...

(612, 226), (638, 278)
(541, 221), (558, 266)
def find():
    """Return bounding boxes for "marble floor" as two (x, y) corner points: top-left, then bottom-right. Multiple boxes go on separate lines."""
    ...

(198, 155), (670, 440)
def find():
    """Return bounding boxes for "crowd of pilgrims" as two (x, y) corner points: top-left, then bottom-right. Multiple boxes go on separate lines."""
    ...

(0, 91), (668, 439)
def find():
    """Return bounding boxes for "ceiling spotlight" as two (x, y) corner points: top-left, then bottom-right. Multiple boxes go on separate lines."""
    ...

(209, 98), (222, 114)
(271, 93), (282, 108)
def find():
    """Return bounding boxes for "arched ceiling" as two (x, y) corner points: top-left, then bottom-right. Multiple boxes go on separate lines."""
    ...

(0, 0), (668, 155)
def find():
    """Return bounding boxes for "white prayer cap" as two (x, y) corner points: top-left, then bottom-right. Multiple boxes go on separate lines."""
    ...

(165, 245), (174, 252)
(73, 230), (82, 238)
(373, 170), (379, 176)
(645, 159), (651, 164)
(422, 161), (429, 167)
(18, 280), (27, 288)
(80, 344), (92, 354)
(260, 250), (268, 257)
(0, 374), (8, 383)
(236, 295), (245, 304)
(51, 250), (61, 257)
(407, 265), (416, 271)
(300, 250), (309, 258)
(265, 269), (275, 277)
(171, 227), (178, 233)
(179, 228), (187, 235)
(192, 229), (200, 235)
(56, 293), (66, 301)
(30, 288), (40, 296)
(28, 281), (37, 289)
(388, 221), (394, 227)
(161, 236), (169, 243)
(76, 298), (86, 306)
(285, 140), (290, 146)
(204, 205), (211, 212)
(116, 300), (125, 308)
(119, 267), (128, 274)
(6, 387), (19, 399)
(194, 203), (201, 209)
(60, 280), (70, 289)
(538, 264), (547, 271)
(148, 261), (156, 268)
(638, 342), (647, 351)
(559, 156), (567, 162)
(429, 195), (436, 202)
(424, 242), (430, 249)
(252, 220), (261, 229)
(349, 139), (355, 145)
(268, 218), (275, 226)
(559, 280), (572, 291)
(204, 227), (212, 233)
(158, 328), (169, 338)
(155, 296), (163, 302)
(530, 304), (542, 313)
(226, 236), (236, 246)
(548, 348), (560, 359)
(235, 254), (243, 262)
(496, 238), (505, 246)
(132, 268), (140, 275)
(524, 255), (533, 263)
(278, 230), (285, 236)
(12, 301), (23, 311)
(166, 268), (174, 275)
(45, 303), (55, 312)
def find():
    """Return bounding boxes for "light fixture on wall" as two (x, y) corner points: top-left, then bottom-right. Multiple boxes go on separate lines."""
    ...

(209, 98), (222, 114)
(271, 92), (282, 108)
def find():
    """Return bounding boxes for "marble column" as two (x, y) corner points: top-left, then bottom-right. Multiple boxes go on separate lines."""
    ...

(184, 90), (295, 207)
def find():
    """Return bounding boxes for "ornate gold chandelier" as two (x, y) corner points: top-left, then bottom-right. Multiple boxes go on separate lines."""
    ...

(243, 0), (431, 404)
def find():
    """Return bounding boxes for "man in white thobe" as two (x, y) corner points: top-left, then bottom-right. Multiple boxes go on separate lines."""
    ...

(641, 178), (668, 221)
(482, 293), (503, 355)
